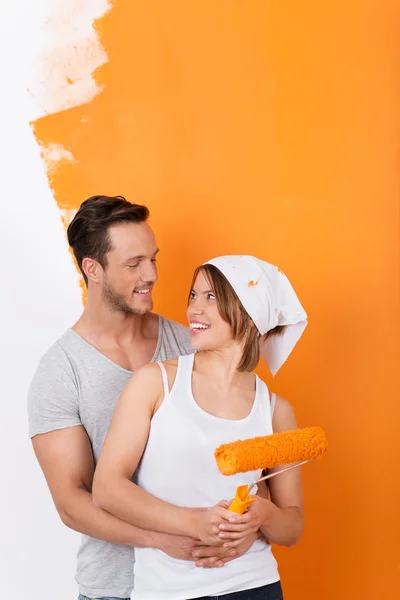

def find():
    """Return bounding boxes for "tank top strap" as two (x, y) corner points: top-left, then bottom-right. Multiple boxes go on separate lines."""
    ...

(270, 392), (276, 417)
(175, 352), (194, 382)
(156, 362), (170, 398)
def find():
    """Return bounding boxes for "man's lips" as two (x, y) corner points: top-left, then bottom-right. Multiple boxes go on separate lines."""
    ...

(133, 287), (152, 296)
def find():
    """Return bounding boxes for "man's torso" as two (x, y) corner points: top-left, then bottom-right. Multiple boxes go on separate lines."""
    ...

(28, 315), (194, 598)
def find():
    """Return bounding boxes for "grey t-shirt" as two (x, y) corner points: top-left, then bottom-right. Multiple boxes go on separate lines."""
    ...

(28, 315), (194, 599)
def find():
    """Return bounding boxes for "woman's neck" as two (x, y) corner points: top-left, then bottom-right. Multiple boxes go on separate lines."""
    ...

(193, 348), (254, 392)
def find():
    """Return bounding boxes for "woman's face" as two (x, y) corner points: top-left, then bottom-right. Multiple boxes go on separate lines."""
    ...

(187, 270), (234, 352)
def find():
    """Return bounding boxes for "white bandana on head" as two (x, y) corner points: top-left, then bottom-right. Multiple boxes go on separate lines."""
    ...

(204, 255), (307, 375)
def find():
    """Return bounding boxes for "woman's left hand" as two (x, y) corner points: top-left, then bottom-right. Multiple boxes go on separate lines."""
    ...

(217, 496), (273, 542)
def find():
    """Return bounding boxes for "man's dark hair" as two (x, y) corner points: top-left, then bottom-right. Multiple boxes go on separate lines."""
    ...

(67, 195), (149, 285)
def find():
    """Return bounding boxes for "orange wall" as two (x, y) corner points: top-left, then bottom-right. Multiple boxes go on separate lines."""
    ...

(33, 1), (400, 598)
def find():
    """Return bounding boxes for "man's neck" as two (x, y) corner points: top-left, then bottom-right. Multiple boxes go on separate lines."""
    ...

(71, 293), (160, 371)
(72, 296), (157, 347)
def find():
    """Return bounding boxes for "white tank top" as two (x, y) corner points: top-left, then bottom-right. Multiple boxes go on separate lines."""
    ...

(133, 354), (280, 600)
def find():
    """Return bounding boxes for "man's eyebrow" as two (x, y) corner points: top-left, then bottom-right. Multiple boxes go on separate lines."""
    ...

(123, 249), (160, 263)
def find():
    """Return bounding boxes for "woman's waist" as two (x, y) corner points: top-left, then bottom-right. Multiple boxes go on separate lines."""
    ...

(136, 537), (271, 560)
(134, 539), (278, 592)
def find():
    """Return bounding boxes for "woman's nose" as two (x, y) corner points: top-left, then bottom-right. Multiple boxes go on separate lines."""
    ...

(190, 298), (204, 314)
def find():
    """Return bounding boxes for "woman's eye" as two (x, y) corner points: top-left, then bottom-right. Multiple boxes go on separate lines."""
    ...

(207, 293), (216, 300)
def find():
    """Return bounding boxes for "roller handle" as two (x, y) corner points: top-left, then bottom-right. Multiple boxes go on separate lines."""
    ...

(228, 461), (309, 514)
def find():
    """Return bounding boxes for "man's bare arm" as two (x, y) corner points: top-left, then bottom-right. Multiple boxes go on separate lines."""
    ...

(32, 425), (237, 566)
(32, 425), (160, 547)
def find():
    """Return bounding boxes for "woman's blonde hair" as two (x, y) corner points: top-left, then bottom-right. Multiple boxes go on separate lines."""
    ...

(189, 264), (285, 372)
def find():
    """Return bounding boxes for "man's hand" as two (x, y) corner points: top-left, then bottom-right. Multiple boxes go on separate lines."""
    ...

(153, 498), (264, 569)
(155, 532), (202, 561)
(192, 530), (260, 568)
(155, 533), (234, 568)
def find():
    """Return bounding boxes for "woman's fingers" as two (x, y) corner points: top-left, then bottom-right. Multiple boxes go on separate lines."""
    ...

(219, 506), (239, 521)
(219, 529), (257, 540)
(219, 522), (248, 532)
(222, 539), (243, 548)
(218, 512), (254, 533)
(218, 520), (259, 540)
(200, 502), (250, 545)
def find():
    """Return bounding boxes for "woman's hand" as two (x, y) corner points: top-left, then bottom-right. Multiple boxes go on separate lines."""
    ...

(217, 496), (273, 544)
(195, 500), (235, 545)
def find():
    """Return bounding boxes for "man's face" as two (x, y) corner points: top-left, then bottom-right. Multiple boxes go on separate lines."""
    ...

(101, 222), (159, 315)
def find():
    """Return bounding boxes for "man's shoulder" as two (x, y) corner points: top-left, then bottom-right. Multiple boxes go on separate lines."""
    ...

(30, 330), (81, 387)
(161, 315), (189, 333)
(158, 315), (194, 358)
(36, 330), (76, 368)
(28, 331), (82, 437)
(160, 315), (190, 341)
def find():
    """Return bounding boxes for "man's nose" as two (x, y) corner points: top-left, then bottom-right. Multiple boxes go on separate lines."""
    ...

(141, 260), (158, 283)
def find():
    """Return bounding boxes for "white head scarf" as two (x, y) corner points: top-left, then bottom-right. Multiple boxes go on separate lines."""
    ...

(204, 255), (307, 375)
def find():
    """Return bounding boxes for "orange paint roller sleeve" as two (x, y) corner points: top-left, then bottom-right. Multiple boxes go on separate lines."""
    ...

(215, 426), (328, 476)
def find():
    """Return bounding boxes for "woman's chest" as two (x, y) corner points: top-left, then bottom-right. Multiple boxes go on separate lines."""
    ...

(191, 378), (257, 420)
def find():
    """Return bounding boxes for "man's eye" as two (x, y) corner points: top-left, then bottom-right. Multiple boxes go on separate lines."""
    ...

(128, 264), (139, 268)
(151, 258), (157, 263)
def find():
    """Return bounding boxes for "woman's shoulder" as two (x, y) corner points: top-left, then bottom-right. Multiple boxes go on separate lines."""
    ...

(272, 394), (298, 432)
(127, 362), (165, 392)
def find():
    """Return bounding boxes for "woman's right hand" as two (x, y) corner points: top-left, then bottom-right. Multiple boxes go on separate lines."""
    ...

(195, 500), (234, 545)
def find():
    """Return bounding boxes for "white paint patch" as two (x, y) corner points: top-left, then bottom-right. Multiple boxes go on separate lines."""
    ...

(28, 0), (111, 116)
(0, 0), (112, 121)
(60, 207), (78, 224)
(41, 142), (76, 175)
(0, 1), (111, 598)
(42, 140), (75, 162)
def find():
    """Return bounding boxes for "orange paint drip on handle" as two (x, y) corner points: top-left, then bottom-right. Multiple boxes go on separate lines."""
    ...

(228, 485), (256, 514)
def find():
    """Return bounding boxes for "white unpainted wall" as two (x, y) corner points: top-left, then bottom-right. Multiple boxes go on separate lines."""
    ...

(0, 1), (110, 597)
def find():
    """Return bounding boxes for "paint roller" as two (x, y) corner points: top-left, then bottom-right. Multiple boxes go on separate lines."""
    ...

(214, 426), (328, 513)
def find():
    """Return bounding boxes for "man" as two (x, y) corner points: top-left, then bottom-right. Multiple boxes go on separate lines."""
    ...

(28, 196), (251, 600)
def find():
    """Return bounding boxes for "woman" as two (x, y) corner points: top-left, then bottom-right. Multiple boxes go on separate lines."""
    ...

(93, 255), (308, 600)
